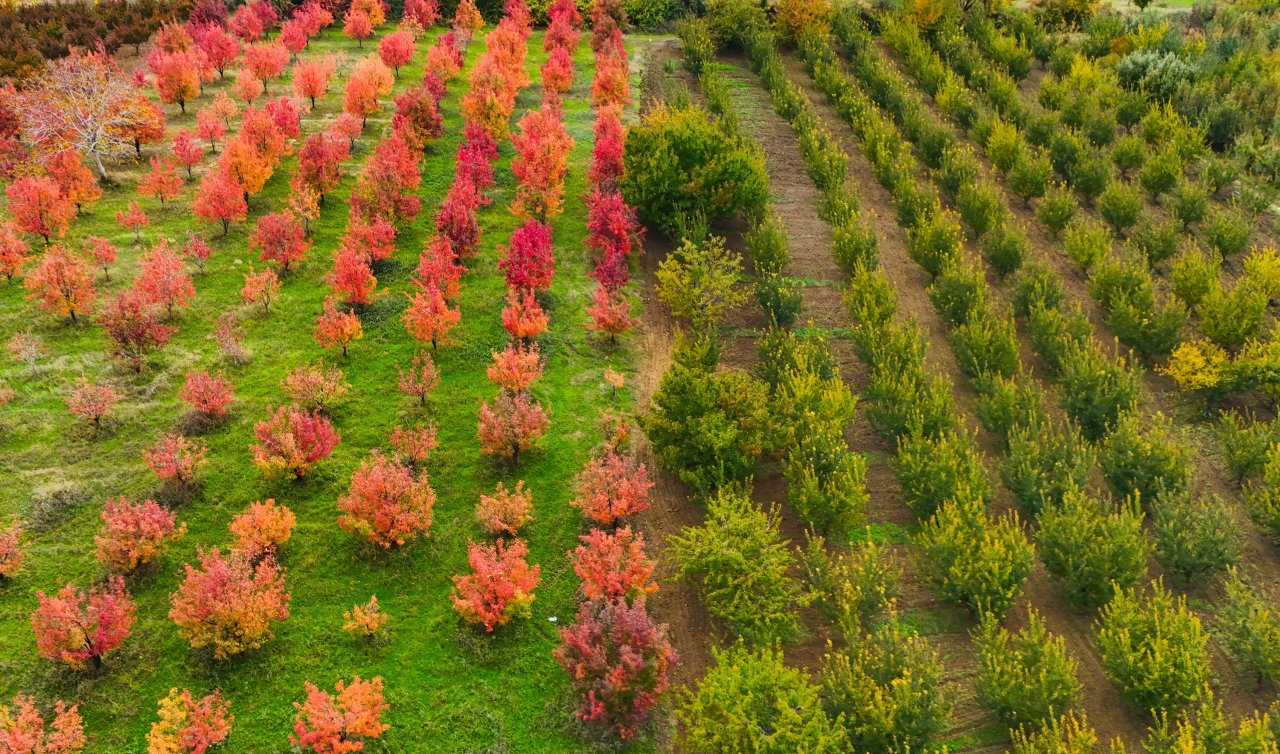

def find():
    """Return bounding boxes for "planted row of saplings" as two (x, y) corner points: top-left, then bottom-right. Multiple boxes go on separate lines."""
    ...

(861, 7), (1280, 561)
(791, 18), (1280, 739)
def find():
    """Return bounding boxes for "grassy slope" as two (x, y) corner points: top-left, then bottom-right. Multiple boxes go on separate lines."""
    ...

(0, 23), (646, 753)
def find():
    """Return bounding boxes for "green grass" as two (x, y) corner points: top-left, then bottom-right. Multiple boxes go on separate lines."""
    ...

(0, 24), (651, 753)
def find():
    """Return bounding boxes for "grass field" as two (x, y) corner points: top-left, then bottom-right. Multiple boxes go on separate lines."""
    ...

(0, 24), (650, 752)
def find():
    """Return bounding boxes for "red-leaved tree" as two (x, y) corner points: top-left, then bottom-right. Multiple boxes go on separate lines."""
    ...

(169, 547), (290, 659)
(292, 55), (338, 109)
(314, 297), (363, 355)
(486, 342), (543, 393)
(171, 130), (205, 179)
(0, 225), (29, 282)
(477, 392), (549, 464)
(0, 695), (85, 753)
(144, 433), (209, 485)
(397, 351), (439, 406)
(250, 211), (310, 271)
(229, 499), (296, 560)
(25, 245), (94, 322)
(554, 598), (675, 740)
(585, 284), (634, 342)
(451, 538), (540, 631)
(180, 370), (234, 416)
(135, 241), (195, 317)
(31, 576), (136, 670)
(402, 287), (458, 351)
(510, 103), (573, 221)
(338, 452), (436, 549)
(571, 449), (652, 526)
(0, 518), (24, 580)
(378, 28), (415, 77)
(146, 688), (233, 754)
(328, 247), (378, 306)
(434, 178), (482, 257)
(240, 265), (281, 313)
(251, 406), (339, 478)
(100, 288), (176, 371)
(498, 219), (554, 293)
(501, 288), (548, 341)
(570, 526), (657, 602)
(66, 380), (117, 429)
(475, 480), (533, 536)
(193, 171), (248, 235)
(95, 497), (186, 573)
(291, 677), (389, 753)
(6, 176), (75, 244)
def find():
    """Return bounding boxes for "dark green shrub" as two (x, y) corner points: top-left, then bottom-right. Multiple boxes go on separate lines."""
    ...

(1001, 421), (1095, 516)
(957, 182), (1004, 238)
(1128, 220), (1180, 266)
(1067, 152), (1112, 205)
(671, 489), (806, 643)
(1010, 152), (1054, 205)
(1204, 204), (1253, 258)
(1218, 569), (1280, 686)
(1011, 263), (1063, 316)
(1111, 134), (1146, 177)
(982, 221), (1029, 276)
(1063, 217), (1111, 271)
(1058, 345), (1139, 440)
(907, 209), (964, 277)
(927, 260), (987, 326)
(1170, 181), (1209, 228)
(975, 372), (1047, 441)
(1099, 411), (1191, 503)
(755, 274), (802, 328)
(1216, 411), (1277, 483)
(1097, 181), (1142, 235)
(1028, 304), (1092, 375)
(745, 214), (788, 275)
(1139, 148), (1182, 199)
(1036, 182), (1078, 237)
(1198, 281), (1268, 352)
(1152, 491), (1237, 582)
(975, 609), (1080, 728)
(937, 145), (980, 196)
(802, 534), (898, 636)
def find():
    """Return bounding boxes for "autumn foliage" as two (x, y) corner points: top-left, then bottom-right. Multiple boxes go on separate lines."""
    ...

(250, 211), (310, 271)
(250, 406), (340, 478)
(291, 677), (389, 753)
(338, 452), (436, 549)
(100, 289), (175, 371)
(67, 380), (117, 428)
(143, 433), (209, 484)
(0, 518), (22, 580)
(31, 576), (135, 670)
(477, 392), (550, 464)
(229, 499), (296, 560)
(145, 688), (233, 754)
(24, 245), (94, 322)
(314, 297), (363, 355)
(169, 547), (290, 659)
(180, 370), (234, 416)
(6, 176), (75, 243)
(571, 449), (652, 526)
(95, 497), (186, 572)
(0, 695), (85, 753)
(476, 480), (534, 535)
(571, 526), (657, 602)
(451, 538), (541, 631)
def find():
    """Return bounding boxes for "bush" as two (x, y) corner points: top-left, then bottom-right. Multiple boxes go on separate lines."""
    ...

(821, 616), (951, 753)
(843, 263), (897, 327)
(1204, 204), (1253, 258)
(987, 120), (1025, 174)
(982, 221), (1029, 276)
(1037, 485), (1149, 608)
(832, 218), (879, 273)
(1028, 305), (1092, 375)
(915, 494), (1034, 617)
(866, 368), (956, 442)
(907, 209), (964, 277)
(670, 489), (805, 644)
(1097, 181), (1142, 235)
(1099, 412), (1191, 503)
(1244, 446), (1280, 539)
(1151, 491), (1237, 583)
(1170, 244), (1220, 309)
(621, 104), (768, 238)
(1011, 263), (1063, 316)
(755, 274), (802, 328)
(676, 17), (716, 74)
(975, 372), (1047, 441)
(1058, 345), (1139, 440)
(891, 429), (991, 520)
(744, 214), (787, 275)
(1128, 220), (1179, 266)
(951, 313), (1020, 380)
(784, 424), (868, 537)
(1010, 152), (1054, 205)
(1170, 181), (1209, 228)
(1218, 569), (1280, 686)
(1216, 410), (1277, 483)
(1063, 217), (1112, 272)
(802, 534), (898, 637)
(679, 644), (844, 753)
(1198, 281), (1268, 352)
(957, 182), (1004, 238)
(1139, 148), (1181, 198)
(1068, 152), (1112, 205)
(927, 260), (987, 326)
(975, 608), (1080, 728)
(1111, 135), (1146, 177)
(1012, 714), (1101, 754)
(1095, 581), (1209, 714)
(1036, 182), (1077, 237)
(656, 236), (750, 334)
(1001, 421), (1094, 517)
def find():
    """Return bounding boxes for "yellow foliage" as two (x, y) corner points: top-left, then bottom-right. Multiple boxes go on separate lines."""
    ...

(775, 0), (835, 41)
(1244, 246), (1280, 301)
(1162, 340), (1225, 393)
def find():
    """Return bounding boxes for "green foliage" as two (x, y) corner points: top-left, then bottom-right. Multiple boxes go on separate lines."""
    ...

(1216, 410), (1278, 483)
(1170, 244), (1220, 309)
(1058, 344), (1140, 440)
(892, 429), (991, 520)
(802, 534), (899, 638)
(677, 17), (717, 74)
(670, 488), (806, 644)
(843, 263), (897, 327)
(703, 0), (768, 47)
(622, 103), (769, 237)
(1198, 281), (1268, 352)
(1152, 491), (1237, 583)
(755, 274), (802, 328)
(1111, 134), (1146, 177)
(821, 616), (952, 754)
(1095, 581), (1210, 714)
(1037, 485), (1150, 608)
(1010, 152), (1054, 205)
(1170, 181), (1209, 229)
(950, 312), (1020, 380)
(975, 372), (1048, 442)
(975, 609), (1080, 728)
(1139, 148), (1182, 198)
(956, 182), (1004, 238)
(927, 259), (987, 327)
(745, 214), (788, 276)
(833, 218), (879, 273)
(907, 209), (964, 277)
(1204, 204), (1254, 258)
(1068, 152), (1113, 205)
(1128, 220), (1179, 266)
(656, 236), (751, 334)
(1099, 412), (1191, 503)
(987, 120), (1026, 173)
(1097, 181), (1142, 235)
(1028, 304), (1093, 375)
(1218, 569), (1280, 686)
(982, 221), (1029, 276)
(1001, 421), (1095, 517)
(1244, 445), (1280, 539)
(784, 424), (868, 537)
(643, 337), (771, 494)
(1012, 714), (1101, 754)
(1011, 263), (1064, 317)
(1036, 182), (1078, 238)
(1063, 216), (1112, 272)
(915, 494), (1035, 617)
(680, 644), (845, 753)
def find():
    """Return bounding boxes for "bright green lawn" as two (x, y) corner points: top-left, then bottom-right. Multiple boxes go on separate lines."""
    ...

(0, 23), (649, 752)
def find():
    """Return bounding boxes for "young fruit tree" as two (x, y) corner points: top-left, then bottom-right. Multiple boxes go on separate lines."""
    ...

(169, 548), (290, 659)
(30, 576), (136, 670)
(338, 452), (436, 549)
(95, 497), (186, 573)
(451, 538), (541, 632)
(291, 677), (389, 753)
(145, 688), (233, 754)
(229, 499), (297, 560)
(250, 406), (340, 478)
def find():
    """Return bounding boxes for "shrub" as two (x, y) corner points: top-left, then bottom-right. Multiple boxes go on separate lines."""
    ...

(670, 489), (805, 643)
(1218, 569), (1280, 685)
(1068, 152), (1111, 205)
(678, 644), (844, 753)
(146, 689), (233, 754)
(450, 539), (541, 632)
(1058, 345), (1139, 439)
(338, 453), (435, 549)
(821, 616), (952, 753)
(169, 548), (289, 659)
(1095, 581), (1209, 714)
(987, 120), (1025, 173)
(832, 218), (879, 272)
(656, 236), (750, 334)
(250, 407), (339, 479)
(1128, 220), (1179, 266)
(915, 494), (1034, 617)
(341, 595), (388, 639)
(1009, 152), (1053, 205)
(982, 221), (1029, 276)
(801, 534), (898, 637)
(1037, 485), (1149, 608)
(891, 429), (991, 520)
(641, 338), (770, 494)
(1001, 421), (1094, 516)
(1244, 446), (1280, 538)
(476, 481), (533, 536)
(1111, 134), (1146, 177)
(784, 424), (868, 537)
(1036, 182), (1077, 237)
(1028, 305), (1092, 375)
(1097, 181), (1142, 235)
(975, 372), (1047, 441)
(1170, 181), (1208, 228)
(1216, 411), (1277, 483)
(1012, 713), (1100, 754)
(1198, 282), (1268, 352)
(31, 576), (135, 670)
(1099, 412), (1191, 503)
(927, 259), (987, 326)
(956, 182), (1003, 238)
(1063, 217), (1111, 272)
(975, 608), (1080, 728)
(0, 695), (85, 753)
(1204, 204), (1253, 257)
(907, 209), (964, 277)
(1139, 148), (1181, 198)
(571, 449), (652, 527)
(291, 677), (388, 753)
(621, 104), (768, 237)
(1011, 263), (1063, 316)
(95, 497), (186, 573)
(229, 499), (295, 560)
(951, 313), (1020, 380)
(1152, 491), (1237, 583)
(1170, 244), (1220, 308)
